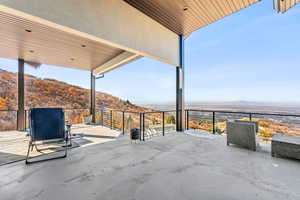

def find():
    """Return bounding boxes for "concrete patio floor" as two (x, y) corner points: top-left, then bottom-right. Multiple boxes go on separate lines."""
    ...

(1, 131), (300, 200)
(0, 124), (121, 165)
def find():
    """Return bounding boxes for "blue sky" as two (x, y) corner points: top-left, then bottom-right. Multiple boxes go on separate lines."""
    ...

(0, 1), (300, 104)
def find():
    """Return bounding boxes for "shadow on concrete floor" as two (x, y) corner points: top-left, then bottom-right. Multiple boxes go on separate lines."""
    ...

(0, 151), (25, 166)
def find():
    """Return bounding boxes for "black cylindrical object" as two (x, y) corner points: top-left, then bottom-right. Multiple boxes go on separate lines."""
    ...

(130, 128), (140, 140)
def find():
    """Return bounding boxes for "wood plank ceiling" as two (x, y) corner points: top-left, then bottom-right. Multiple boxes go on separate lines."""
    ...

(274, 0), (300, 13)
(0, 9), (124, 71)
(124, 0), (261, 36)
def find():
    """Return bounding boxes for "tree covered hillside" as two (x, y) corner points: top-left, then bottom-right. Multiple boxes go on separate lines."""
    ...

(0, 69), (150, 112)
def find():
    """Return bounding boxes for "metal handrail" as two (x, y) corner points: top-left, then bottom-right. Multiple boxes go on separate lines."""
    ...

(3, 108), (300, 138)
(143, 110), (176, 114)
(186, 109), (300, 118)
(185, 109), (300, 134)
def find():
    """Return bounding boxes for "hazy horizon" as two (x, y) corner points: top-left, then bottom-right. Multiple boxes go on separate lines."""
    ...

(139, 101), (300, 115)
(2, 67), (300, 107)
(135, 100), (300, 105)
(1, 67), (300, 108)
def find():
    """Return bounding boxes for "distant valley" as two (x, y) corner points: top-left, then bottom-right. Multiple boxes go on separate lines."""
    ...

(141, 101), (300, 114)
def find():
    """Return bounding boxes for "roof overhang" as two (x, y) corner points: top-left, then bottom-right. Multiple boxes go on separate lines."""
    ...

(0, 0), (179, 73)
(274, 0), (300, 13)
(0, 5), (124, 71)
(0, 0), (263, 74)
(93, 52), (141, 75)
(124, 0), (261, 36)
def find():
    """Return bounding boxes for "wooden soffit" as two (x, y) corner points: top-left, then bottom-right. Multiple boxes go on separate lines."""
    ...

(274, 0), (300, 13)
(124, 0), (261, 36)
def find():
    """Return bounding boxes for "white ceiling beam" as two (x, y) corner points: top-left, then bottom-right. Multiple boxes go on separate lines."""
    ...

(93, 52), (141, 75)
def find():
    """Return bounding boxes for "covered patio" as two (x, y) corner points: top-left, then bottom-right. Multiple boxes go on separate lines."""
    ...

(1, 0), (298, 133)
(0, 0), (266, 132)
(0, 0), (300, 199)
(1, 132), (300, 200)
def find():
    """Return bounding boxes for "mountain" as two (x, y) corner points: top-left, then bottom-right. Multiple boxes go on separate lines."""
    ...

(0, 69), (154, 131)
(0, 69), (151, 112)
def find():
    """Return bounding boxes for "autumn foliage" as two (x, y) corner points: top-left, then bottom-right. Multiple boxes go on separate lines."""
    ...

(189, 117), (300, 137)
(0, 69), (153, 130)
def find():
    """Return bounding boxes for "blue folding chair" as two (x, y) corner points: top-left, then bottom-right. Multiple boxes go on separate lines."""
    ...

(26, 108), (69, 164)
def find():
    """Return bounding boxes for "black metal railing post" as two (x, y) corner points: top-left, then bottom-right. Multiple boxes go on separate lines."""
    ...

(186, 110), (189, 130)
(16, 110), (18, 130)
(162, 111), (165, 136)
(139, 113), (142, 141)
(101, 109), (104, 126)
(110, 110), (113, 129)
(212, 111), (216, 134)
(122, 111), (125, 135)
(184, 110), (187, 129)
(24, 110), (27, 130)
(142, 113), (145, 141)
(184, 110), (186, 129)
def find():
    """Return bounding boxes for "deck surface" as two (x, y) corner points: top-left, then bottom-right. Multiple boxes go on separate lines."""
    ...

(0, 124), (120, 165)
(0, 131), (300, 200)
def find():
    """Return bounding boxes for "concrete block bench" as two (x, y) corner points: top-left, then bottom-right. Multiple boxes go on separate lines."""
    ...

(227, 120), (257, 151)
(272, 134), (300, 160)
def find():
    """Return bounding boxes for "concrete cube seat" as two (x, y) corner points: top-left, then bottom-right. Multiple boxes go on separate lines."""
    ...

(226, 120), (257, 151)
(272, 134), (300, 160)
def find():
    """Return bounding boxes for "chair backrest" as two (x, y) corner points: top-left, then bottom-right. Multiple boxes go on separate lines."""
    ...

(29, 108), (65, 141)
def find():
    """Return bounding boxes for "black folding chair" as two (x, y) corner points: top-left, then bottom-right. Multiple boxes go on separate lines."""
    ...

(26, 108), (69, 164)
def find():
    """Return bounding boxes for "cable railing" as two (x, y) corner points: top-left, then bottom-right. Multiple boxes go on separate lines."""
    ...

(92, 109), (177, 141)
(185, 109), (300, 138)
(64, 108), (90, 124)
(0, 110), (18, 131)
(95, 109), (143, 135)
(0, 108), (92, 131)
(0, 108), (145, 133)
(142, 110), (176, 140)
(2, 108), (300, 141)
